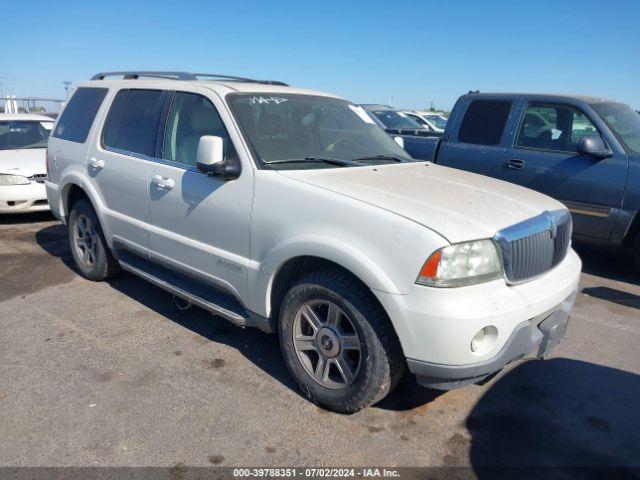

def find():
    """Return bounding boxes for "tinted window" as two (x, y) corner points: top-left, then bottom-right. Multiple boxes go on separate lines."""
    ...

(162, 92), (232, 166)
(53, 87), (107, 143)
(458, 100), (511, 145)
(516, 103), (599, 153)
(103, 89), (164, 157)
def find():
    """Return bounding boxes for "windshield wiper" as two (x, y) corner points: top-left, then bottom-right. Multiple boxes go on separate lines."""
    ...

(351, 154), (411, 163)
(264, 156), (359, 167)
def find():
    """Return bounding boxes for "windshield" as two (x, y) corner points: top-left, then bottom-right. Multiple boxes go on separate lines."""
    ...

(228, 94), (412, 169)
(371, 110), (423, 130)
(0, 120), (53, 150)
(424, 115), (448, 129)
(591, 102), (640, 154)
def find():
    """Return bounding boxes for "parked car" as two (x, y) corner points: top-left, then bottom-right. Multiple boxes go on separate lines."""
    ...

(415, 92), (640, 268)
(0, 113), (54, 213)
(360, 104), (441, 160)
(404, 111), (448, 133)
(46, 72), (581, 412)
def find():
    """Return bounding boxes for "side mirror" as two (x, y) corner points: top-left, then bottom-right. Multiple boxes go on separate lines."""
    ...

(196, 136), (240, 179)
(393, 136), (405, 149)
(197, 136), (225, 175)
(577, 135), (612, 159)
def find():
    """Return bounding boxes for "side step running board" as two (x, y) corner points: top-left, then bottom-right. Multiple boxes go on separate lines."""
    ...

(120, 260), (248, 328)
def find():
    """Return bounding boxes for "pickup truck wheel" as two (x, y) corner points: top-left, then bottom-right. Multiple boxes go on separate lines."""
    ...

(635, 234), (640, 271)
(278, 269), (404, 413)
(68, 199), (120, 281)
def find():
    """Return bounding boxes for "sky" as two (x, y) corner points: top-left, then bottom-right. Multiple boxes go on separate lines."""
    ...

(2, 0), (639, 111)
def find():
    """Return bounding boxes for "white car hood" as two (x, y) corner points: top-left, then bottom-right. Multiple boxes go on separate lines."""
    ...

(0, 148), (47, 177)
(278, 162), (566, 244)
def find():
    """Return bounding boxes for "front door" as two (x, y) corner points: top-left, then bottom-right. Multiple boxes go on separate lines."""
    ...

(501, 102), (628, 241)
(147, 90), (253, 301)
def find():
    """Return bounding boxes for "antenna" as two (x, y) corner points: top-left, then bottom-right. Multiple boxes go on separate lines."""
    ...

(63, 81), (72, 99)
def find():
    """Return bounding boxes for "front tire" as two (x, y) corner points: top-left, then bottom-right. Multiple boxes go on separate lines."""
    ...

(68, 199), (120, 281)
(278, 269), (404, 413)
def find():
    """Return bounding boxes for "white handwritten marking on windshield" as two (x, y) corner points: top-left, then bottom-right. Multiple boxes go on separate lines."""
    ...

(248, 96), (288, 105)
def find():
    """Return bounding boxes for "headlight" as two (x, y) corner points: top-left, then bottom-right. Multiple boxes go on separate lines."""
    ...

(416, 239), (503, 287)
(0, 174), (30, 186)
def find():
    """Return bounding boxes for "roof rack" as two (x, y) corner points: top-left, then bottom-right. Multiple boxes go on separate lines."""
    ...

(91, 71), (288, 86)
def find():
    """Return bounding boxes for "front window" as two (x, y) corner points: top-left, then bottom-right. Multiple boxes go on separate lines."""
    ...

(424, 115), (448, 129)
(0, 120), (53, 150)
(515, 103), (599, 153)
(592, 102), (640, 154)
(228, 94), (412, 169)
(370, 110), (423, 130)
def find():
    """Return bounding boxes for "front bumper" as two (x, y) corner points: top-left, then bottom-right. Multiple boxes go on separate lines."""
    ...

(373, 248), (581, 386)
(0, 182), (49, 213)
(407, 289), (577, 389)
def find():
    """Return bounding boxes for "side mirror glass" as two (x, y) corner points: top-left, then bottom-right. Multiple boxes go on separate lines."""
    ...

(577, 135), (612, 159)
(197, 136), (225, 175)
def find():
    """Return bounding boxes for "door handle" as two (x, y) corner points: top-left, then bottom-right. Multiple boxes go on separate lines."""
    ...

(504, 159), (526, 170)
(89, 158), (105, 169)
(151, 175), (175, 190)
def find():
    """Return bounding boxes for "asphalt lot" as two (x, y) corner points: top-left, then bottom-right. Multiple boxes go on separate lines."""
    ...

(0, 212), (639, 470)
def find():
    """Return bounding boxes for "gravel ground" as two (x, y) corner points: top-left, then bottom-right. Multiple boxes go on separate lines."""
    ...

(0, 212), (638, 470)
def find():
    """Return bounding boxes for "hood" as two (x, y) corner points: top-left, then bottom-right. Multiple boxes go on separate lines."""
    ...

(278, 162), (566, 244)
(0, 148), (47, 177)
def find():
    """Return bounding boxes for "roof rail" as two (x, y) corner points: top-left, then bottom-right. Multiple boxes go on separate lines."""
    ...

(91, 71), (288, 86)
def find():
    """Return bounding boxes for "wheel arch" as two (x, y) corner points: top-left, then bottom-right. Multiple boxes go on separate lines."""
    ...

(58, 175), (111, 245)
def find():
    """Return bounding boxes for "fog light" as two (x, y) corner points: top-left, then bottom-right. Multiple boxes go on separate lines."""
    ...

(470, 326), (498, 354)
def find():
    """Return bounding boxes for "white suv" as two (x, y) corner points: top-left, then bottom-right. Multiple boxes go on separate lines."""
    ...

(46, 71), (581, 412)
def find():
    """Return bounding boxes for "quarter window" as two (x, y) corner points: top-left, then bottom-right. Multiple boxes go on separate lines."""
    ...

(102, 89), (165, 157)
(516, 103), (599, 153)
(458, 100), (512, 145)
(162, 92), (232, 166)
(53, 87), (108, 143)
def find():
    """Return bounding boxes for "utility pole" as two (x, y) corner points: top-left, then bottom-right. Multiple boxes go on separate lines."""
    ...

(63, 81), (72, 99)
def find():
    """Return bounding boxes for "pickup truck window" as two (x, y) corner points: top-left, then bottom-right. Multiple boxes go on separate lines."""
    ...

(458, 100), (511, 146)
(228, 94), (409, 169)
(515, 103), (599, 153)
(592, 102), (640, 154)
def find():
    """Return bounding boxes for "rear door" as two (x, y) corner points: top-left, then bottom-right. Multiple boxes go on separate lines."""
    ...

(501, 102), (627, 240)
(437, 98), (514, 177)
(87, 88), (167, 255)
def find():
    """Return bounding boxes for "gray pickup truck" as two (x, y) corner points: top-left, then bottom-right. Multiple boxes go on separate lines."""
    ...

(420, 92), (640, 267)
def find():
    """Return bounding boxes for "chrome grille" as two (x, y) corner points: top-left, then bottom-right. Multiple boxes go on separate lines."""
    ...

(494, 210), (572, 283)
(29, 174), (47, 184)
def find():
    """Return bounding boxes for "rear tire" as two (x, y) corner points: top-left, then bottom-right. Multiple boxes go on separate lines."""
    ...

(278, 268), (405, 413)
(68, 199), (120, 281)
(634, 234), (640, 272)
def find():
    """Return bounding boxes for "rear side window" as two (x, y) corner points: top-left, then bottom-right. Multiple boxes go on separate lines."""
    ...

(102, 89), (165, 157)
(458, 100), (512, 146)
(53, 87), (108, 143)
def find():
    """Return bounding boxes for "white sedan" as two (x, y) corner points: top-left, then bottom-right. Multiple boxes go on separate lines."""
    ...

(0, 113), (54, 213)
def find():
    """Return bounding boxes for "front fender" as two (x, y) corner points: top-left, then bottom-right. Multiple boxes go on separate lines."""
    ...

(247, 235), (400, 318)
